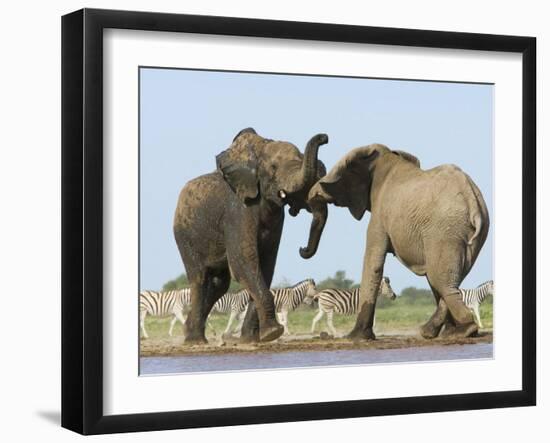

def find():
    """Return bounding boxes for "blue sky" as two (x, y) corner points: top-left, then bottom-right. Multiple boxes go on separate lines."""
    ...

(140, 68), (493, 293)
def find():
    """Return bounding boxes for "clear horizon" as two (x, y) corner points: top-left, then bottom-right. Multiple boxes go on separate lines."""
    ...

(140, 67), (493, 293)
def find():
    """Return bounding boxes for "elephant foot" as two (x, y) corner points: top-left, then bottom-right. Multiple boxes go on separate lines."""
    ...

(260, 322), (284, 342)
(441, 322), (478, 339)
(346, 327), (376, 342)
(183, 332), (208, 345)
(240, 327), (260, 343)
(420, 321), (444, 339)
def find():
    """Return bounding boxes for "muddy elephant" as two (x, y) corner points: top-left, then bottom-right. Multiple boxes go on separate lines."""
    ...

(173, 128), (329, 344)
(306, 143), (489, 340)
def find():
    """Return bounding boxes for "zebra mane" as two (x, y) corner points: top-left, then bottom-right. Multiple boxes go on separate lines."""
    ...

(476, 280), (494, 289)
(289, 278), (315, 289)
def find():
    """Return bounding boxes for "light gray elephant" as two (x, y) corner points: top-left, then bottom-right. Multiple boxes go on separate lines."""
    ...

(305, 144), (489, 340)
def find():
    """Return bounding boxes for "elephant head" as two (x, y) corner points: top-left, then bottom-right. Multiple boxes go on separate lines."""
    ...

(301, 144), (421, 256)
(216, 128), (329, 257)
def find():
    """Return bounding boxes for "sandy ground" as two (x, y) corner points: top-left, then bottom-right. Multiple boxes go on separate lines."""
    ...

(140, 330), (493, 357)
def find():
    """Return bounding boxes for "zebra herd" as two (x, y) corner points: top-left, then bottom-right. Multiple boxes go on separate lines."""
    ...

(139, 279), (317, 339)
(139, 278), (494, 339)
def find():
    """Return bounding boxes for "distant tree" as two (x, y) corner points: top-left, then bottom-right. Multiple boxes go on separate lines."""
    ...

(162, 273), (242, 292)
(162, 273), (189, 291)
(398, 286), (434, 305)
(272, 276), (291, 289)
(318, 270), (355, 290)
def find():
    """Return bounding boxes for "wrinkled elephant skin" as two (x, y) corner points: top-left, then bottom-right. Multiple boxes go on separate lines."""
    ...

(173, 129), (329, 344)
(306, 144), (489, 340)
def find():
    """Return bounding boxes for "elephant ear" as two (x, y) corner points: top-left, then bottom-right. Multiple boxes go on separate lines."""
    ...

(393, 150), (420, 168)
(216, 129), (260, 204)
(232, 127), (257, 142)
(319, 146), (380, 220)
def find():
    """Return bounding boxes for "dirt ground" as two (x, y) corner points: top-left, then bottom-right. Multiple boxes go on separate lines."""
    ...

(140, 331), (493, 357)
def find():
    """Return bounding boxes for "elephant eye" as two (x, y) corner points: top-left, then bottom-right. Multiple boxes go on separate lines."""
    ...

(278, 190), (287, 199)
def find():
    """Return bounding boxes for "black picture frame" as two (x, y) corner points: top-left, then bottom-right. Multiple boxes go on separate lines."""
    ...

(61, 8), (536, 435)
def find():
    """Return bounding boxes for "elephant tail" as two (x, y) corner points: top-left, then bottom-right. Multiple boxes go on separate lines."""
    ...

(468, 212), (483, 245)
(464, 175), (488, 246)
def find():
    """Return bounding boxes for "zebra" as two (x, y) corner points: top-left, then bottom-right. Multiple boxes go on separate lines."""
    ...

(211, 289), (251, 336)
(139, 288), (191, 338)
(460, 280), (494, 328)
(308, 277), (396, 336)
(271, 279), (317, 335)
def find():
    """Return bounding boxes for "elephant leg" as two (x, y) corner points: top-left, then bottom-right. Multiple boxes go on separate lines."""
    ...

(240, 302), (261, 343)
(348, 223), (388, 341)
(184, 267), (230, 344)
(236, 233), (283, 343)
(311, 309), (323, 333)
(183, 274), (208, 343)
(426, 252), (477, 339)
(140, 310), (148, 339)
(239, 288), (282, 342)
(202, 269), (230, 338)
(420, 284), (450, 339)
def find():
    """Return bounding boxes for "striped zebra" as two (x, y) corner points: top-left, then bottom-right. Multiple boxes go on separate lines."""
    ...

(211, 289), (251, 336)
(271, 279), (317, 335)
(460, 280), (494, 328)
(308, 277), (396, 336)
(139, 288), (191, 338)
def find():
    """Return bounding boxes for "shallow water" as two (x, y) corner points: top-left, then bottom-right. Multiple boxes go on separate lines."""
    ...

(140, 343), (493, 375)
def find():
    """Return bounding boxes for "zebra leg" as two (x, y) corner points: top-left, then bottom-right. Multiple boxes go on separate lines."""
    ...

(326, 311), (338, 336)
(171, 310), (187, 337)
(311, 309), (324, 333)
(473, 304), (483, 328)
(276, 312), (288, 335)
(206, 317), (216, 336)
(168, 315), (178, 337)
(140, 310), (148, 339)
(281, 310), (290, 335)
(223, 311), (238, 336)
(234, 310), (246, 334)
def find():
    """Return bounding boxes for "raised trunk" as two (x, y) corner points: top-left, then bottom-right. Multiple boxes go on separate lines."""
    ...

(287, 133), (328, 194)
(301, 133), (329, 187)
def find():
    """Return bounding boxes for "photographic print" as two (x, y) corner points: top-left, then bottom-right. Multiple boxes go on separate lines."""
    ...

(138, 67), (494, 376)
(62, 9), (535, 433)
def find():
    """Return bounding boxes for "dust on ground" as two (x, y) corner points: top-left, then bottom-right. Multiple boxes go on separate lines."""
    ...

(140, 330), (493, 357)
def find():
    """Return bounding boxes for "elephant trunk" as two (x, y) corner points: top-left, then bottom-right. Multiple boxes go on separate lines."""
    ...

(299, 198), (328, 259)
(300, 133), (329, 188)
